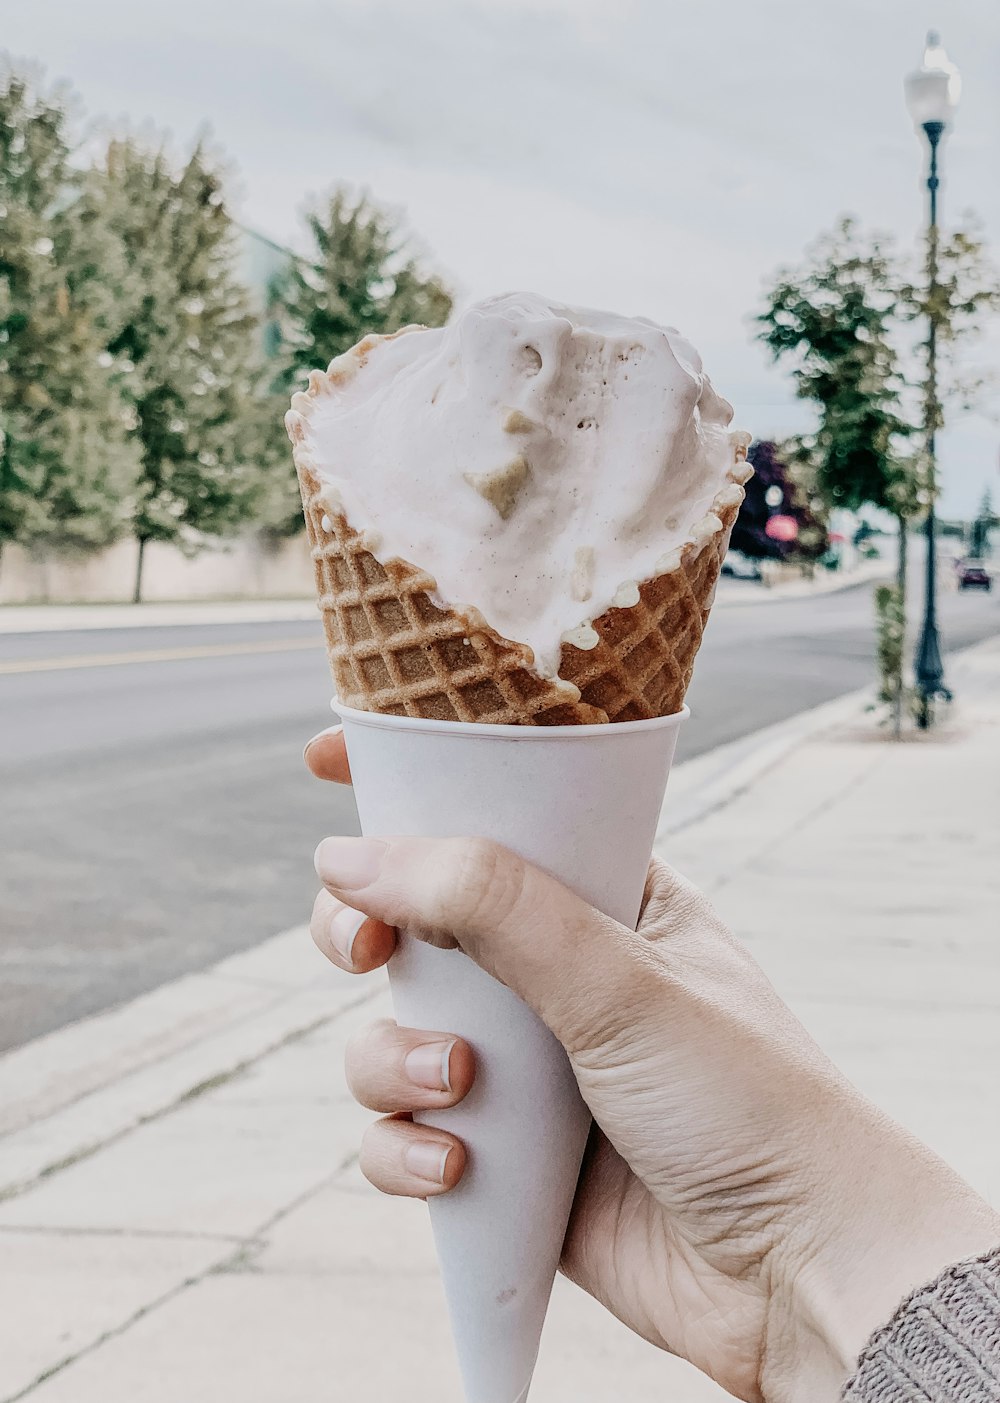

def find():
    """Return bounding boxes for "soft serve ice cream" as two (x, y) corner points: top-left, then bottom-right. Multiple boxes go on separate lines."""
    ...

(286, 292), (750, 684)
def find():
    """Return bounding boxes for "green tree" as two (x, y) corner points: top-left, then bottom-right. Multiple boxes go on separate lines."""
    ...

(280, 187), (452, 384)
(266, 188), (452, 532)
(0, 67), (138, 555)
(758, 220), (916, 733)
(969, 488), (995, 559)
(902, 222), (1000, 442)
(757, 219), (916, 516)
(758, 215), (1000, 733)
(96, 137), (268, 601)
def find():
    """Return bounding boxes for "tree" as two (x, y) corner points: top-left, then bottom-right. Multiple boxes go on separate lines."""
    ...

(266, 188), (452, 533)
(279, 187), (452, 385)
(757, 215), (1000, 733)
(758, 221), (917, 734)
(0, 68), (138, 556)
(730, 440), (828, 563)
(757, 219), (916, 516)
(969, 488), (995, 559)
(901, 221), (1000, 440)
(95, 137), (269, 601)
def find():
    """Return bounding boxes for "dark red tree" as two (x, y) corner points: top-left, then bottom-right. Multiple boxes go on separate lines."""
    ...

(729, 440), (828, 562)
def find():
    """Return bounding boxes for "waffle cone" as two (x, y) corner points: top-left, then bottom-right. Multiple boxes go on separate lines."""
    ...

(293, 444), (748, 725)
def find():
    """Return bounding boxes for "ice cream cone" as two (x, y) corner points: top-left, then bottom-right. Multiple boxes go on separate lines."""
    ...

(292, 448), (748, 726)
(284, 294), (752, 1401)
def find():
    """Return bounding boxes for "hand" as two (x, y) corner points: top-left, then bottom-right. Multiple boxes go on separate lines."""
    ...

(306, 726), (1000, 1403)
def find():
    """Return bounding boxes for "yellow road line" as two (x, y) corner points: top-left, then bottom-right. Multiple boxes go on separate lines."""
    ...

(0, 637), (319, 676)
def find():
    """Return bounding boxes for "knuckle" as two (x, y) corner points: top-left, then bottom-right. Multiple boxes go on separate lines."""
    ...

(344, 1018), (395, 1106)
(309, 889), (336, 948)
(563, 938), (666, 1059)
(357, 1121), (390, 1187)
(641, 859), (720, 939)
(434, 837), (524, 933)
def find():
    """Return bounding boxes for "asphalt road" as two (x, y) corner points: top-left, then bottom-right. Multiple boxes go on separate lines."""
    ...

(1, 577), (997, 1050)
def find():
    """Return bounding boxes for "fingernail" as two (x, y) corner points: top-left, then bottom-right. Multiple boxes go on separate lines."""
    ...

(328, 906), (366, 966)
(314, 837), (387, 890)
(404, 1040), (455, 1092)
(303, 725), (342, 765)
(405, 1141), (451, 1185)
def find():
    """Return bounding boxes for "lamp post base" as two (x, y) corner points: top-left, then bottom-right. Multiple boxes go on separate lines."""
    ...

(914, 621), (952, 729)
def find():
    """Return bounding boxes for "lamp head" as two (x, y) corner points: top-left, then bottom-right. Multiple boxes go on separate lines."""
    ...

(904, 31), (961, 133)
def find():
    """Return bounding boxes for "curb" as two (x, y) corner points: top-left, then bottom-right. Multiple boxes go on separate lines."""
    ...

(0, 929), (383, 1201)
(714, 561), (892, 608)
(660, 630), (1000, 842)
(657, 683), (875, 840)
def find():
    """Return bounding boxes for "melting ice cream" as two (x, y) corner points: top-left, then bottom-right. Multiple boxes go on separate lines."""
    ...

(286, 292), (750, 680)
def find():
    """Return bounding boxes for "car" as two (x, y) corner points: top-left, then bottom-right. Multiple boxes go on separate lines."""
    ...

(720, 550), (763, 582)
(956, 559), (992, 590)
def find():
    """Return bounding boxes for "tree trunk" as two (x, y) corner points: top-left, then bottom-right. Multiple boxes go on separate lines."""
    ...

(133, 536), (147, 605)
(893, 516), (908, 740)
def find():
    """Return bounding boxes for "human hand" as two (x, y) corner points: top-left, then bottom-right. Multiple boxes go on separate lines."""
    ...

(306, 726), (1000, 1403)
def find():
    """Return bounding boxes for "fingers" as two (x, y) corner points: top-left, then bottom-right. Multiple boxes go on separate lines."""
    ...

(345, 1018), (475, 1114)
(304, 726), (352, 784)
(359, 1116), (467, 1198)
(310, 888), (396, 973)
(314, 834), (661, 1055)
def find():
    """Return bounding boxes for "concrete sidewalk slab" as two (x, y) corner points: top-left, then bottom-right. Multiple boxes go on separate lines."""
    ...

(0, 1000), (378, 1238)
(0, 1229), (233, 1402)
(2, 637), (998, 1402)
(0, 928), (368, 1199)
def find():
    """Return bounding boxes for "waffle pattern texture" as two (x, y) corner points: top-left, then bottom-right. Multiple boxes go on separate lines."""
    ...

(295, 456), (745, 726)
(842, 1246), (1000, 1402)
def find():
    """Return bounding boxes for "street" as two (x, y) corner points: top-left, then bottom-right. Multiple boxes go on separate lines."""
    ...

(1, 578), (997, 1050)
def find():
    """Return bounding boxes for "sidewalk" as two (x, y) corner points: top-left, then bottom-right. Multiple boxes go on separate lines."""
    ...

(714, 554), (890, 607)
(2, 640), (998, 1403)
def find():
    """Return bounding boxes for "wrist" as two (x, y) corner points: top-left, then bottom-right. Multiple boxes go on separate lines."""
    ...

(762, 1106), (1000, 1403)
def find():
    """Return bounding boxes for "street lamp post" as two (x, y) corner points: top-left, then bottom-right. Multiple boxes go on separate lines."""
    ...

(904, 32), (961, 728)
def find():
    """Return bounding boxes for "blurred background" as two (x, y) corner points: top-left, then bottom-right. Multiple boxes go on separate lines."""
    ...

(0, 5), (998, 1400)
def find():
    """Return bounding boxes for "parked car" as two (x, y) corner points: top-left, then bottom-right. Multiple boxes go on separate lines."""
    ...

(721, 550), (763, 582)
(956, 559), (992, 591)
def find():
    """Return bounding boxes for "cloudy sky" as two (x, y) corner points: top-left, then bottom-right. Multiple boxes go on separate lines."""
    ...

(6, 0), (1000, 513)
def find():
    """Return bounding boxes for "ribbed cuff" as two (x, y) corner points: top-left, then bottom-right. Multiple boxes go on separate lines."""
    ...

(842, 1245), (1000, 1402)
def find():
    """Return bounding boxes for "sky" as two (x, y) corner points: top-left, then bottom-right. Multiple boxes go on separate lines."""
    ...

(5, 0), (1000, 515)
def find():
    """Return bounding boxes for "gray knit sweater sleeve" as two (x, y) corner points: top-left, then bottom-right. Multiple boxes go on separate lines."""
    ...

(841, 1247), (1000, 1401)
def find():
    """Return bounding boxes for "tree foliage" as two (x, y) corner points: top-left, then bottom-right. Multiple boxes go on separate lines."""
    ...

(758, 215), (1000, 520)
(969, 487), (995, 559)
(757, 219), (915, 516)
(901, 221), (1000, 429)
(0, 68), (138, 552)
(95, 138), (269, 598)
(730, 440), (828, 562)
(259, 187), (453, 532)
(280, 188), (452, 387)
(874, 582), (907, 711)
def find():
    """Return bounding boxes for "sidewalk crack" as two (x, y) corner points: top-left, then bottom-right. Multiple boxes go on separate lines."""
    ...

(1, 1165), (355, 1399)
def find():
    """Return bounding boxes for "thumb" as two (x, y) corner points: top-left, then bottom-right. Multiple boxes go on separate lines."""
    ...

(313, 835), (661, 1055)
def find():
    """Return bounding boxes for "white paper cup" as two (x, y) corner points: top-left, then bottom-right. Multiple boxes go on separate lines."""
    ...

(336, 702), (687, 1403)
